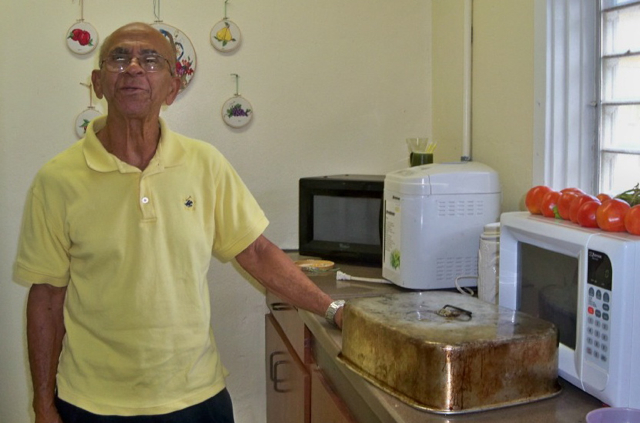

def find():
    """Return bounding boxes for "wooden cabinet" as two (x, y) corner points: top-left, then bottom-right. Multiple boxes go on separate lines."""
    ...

(311, 369), (358, 423)
(265, 314), (309, 423)
(266, 291), (357, 423)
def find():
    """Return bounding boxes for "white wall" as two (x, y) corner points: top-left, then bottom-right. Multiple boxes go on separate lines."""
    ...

(0, 1), (432, 422)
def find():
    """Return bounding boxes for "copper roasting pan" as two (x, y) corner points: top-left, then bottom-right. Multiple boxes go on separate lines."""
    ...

(338, 292), (561, 414)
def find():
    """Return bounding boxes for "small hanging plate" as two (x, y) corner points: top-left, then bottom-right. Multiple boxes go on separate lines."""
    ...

(75, 108), (102, 138)
(151, 22), (197, 92)
(66, 21), (99, 55)
(211, 19), (242, 52)
(222, 96), (253, 128)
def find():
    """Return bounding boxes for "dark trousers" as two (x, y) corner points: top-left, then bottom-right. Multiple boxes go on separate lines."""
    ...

(55, 389), (235, 423)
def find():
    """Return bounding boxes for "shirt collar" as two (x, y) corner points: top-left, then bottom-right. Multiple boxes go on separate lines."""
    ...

(83, 116), (186, 173)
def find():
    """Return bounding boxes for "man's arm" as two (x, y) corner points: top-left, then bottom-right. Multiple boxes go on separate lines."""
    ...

(27, 283), (66, 423)
(235, 235), (343, 328)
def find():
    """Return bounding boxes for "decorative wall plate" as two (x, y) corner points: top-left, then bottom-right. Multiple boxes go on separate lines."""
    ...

(222, 96), (253, 128)
(66, 21), (99, 55)
(211, 19), (242, 52)
(75, 108), (102, 138)
(151, 22), (197, 91)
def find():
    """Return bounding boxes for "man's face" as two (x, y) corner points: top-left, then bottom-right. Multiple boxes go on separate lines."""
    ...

(92, 24), (181, 120)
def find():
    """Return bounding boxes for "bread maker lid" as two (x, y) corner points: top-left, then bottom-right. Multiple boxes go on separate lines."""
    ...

(384, 162), (501, 196)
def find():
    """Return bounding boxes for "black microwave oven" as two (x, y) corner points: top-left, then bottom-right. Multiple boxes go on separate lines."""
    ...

(298, 174), (384, 265)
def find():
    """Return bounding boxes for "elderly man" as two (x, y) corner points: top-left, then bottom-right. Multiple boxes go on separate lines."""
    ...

(14, 22), (344, 423)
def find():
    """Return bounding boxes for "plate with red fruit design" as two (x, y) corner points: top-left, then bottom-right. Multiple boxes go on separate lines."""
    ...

(66, 21), (98, 55)
(151, 22), (196, 92)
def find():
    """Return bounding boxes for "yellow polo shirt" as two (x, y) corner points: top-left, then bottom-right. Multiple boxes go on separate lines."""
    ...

(13, 116), (269, 416)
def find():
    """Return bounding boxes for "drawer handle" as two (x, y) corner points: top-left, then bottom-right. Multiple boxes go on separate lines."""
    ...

(271, 302), (293, 311)
(273, 360), (292, 393)
(269, 351), (286, 381)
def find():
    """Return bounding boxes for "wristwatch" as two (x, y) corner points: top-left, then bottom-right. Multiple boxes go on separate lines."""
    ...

(325, 300), (345, 327)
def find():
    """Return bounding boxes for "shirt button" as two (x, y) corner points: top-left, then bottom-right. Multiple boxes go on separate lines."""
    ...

(141, 197), (150, 204)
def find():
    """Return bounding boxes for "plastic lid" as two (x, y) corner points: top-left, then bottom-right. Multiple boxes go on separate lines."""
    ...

(483, 222), (501, 235)
(384, 162), (501, 196)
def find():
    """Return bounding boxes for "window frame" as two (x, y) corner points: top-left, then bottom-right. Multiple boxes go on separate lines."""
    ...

(533, 0), (599, 192)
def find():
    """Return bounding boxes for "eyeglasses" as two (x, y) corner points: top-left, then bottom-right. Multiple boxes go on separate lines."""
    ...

(100, 53), (175, 76)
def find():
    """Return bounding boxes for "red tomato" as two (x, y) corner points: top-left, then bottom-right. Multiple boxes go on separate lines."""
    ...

(570, 194), (599, 223)
(561, 187), (585, 195)
(78, 31), (91, 46)
(525, 185), (553, 215)
(70, 28), (83, 41)
(557, 191), (580, 220)
(596, 199), (631, 232)
(596, 193), (612, 203)
(624, 205), (640, 235)
(576, 200), (601, 228)
(540, 190), (561, 218)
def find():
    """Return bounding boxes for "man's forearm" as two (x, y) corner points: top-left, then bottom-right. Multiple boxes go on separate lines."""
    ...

(27, 284), (66, 417)
(235, 235), (341, 325)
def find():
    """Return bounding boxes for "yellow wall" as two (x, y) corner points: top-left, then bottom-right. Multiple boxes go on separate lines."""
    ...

(432, 0), (536, 212)
(432, 0), (469, 162)
(472, 0), (535, 212)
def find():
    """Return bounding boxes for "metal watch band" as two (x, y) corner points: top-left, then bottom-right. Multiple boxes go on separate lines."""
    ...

(325, 300), (345, 326)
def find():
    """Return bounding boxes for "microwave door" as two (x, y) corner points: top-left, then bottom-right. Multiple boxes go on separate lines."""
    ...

(553, 247), (587, 389)
(515, 239), (585, 387)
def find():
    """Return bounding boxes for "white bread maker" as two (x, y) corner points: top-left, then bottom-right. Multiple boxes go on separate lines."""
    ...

(383, 162), (501, 290)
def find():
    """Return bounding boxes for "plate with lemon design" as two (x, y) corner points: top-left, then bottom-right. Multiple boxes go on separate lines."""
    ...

(211, 19), (241, 52)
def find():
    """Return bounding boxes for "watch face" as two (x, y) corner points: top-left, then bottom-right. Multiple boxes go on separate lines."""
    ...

(325, 300), (345, 325)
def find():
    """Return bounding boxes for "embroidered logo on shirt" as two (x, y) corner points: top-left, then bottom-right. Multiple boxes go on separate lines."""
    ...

(184, 196), (195, 210)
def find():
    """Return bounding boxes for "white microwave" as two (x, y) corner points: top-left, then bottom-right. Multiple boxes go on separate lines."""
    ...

(499, 212), (640, 408)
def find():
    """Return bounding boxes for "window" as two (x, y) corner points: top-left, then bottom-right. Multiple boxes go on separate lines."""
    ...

(535, 0), (640, 196)
(534, 0), (598, 193)
(599, 0), (640, 195)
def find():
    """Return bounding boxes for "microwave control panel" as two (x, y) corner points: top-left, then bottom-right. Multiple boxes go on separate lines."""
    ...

(584, 249), (613, 371)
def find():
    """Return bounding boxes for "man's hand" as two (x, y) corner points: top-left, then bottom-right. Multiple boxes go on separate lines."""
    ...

(27, 284), (67, 422)
(34, 404), (64, 423)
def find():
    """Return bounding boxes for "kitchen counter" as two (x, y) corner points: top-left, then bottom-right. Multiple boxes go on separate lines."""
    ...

(293, 258), (605, 423)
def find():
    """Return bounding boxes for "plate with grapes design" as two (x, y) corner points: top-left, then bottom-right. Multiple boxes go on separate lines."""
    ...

(222, 96), (253, 128)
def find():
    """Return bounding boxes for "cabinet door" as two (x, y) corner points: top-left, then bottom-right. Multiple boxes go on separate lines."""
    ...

(266, 314), (310, 423)
(266, 290), (310, 363)
(311, 369), (358, 423)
